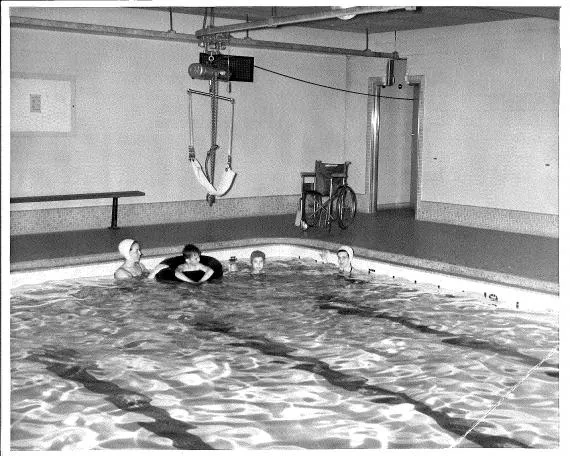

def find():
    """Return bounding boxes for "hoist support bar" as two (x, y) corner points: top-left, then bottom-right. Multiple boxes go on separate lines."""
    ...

(228, 100), (235, 168)
(187, 89), (235, 103)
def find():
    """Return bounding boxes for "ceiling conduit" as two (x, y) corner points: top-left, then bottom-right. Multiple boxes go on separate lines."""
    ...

(10, 15), (402, 59)
(195, 6), (415, 37)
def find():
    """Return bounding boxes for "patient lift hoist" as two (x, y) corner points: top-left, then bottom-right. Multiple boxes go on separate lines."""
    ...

(187, 70), (236, 206)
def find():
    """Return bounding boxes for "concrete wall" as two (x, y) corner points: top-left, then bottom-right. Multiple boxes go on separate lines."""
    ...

(9, 7), (374, 233)
(8, 7), (559, 237)
(370, 19), (559, 236)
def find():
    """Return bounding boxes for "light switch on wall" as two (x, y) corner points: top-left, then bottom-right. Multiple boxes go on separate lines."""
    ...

(30, 94), (41, 113)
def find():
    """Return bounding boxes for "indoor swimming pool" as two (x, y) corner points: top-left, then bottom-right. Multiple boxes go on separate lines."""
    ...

(9, 252), (559, 450)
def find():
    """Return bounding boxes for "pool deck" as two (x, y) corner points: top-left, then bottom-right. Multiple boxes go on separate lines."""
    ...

(10, 209), (559, 294)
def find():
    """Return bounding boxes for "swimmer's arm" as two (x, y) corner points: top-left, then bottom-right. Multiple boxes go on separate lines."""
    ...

(114, 268), (132, 280)
(140, 263), (150, 274)
(174, 265), (197, 283)
(320, 250), (336, 265)
(147, 263), (169, 280)
(198, 263), (214, 283)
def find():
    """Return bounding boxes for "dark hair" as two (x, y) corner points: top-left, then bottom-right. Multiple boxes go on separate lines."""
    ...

(250, 250), (266, 262)
(183, 244), (201, 258)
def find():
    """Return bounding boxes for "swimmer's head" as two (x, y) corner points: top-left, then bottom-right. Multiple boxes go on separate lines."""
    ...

(183, 244), (201, 263)
(337, 245), (354, 273)
(337, 246), (354, 262)
(118, 239), (141, 261)
(250, 250), (266, 273)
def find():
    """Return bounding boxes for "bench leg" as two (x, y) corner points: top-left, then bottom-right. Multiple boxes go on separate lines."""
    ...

(109, 197), (119, 229)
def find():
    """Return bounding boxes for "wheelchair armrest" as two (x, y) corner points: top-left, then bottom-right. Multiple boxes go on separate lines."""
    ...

(330, 172), (347, 178)
(301, 172), (316, 177)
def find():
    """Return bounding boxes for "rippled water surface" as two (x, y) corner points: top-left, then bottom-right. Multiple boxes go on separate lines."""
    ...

(10, 258), (559, 450)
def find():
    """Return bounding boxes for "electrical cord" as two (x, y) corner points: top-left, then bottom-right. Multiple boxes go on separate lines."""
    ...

(254, 64), (416, 101)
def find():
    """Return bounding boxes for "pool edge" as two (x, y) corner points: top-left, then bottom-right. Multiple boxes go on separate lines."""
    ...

(10, 236), (558, 296)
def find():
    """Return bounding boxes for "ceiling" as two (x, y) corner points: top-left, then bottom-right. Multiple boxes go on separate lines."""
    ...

(166, 6), (559, 35)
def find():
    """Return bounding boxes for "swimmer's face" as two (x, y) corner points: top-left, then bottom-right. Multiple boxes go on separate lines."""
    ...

(185, 252), (200, 265)
(337, 251), (351, 271)
(129, 243), (142, 261)
(251, 257), (264, 273)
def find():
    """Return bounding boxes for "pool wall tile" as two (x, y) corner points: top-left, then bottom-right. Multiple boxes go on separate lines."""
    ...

(415, 201), (558, 238)
(11, 194), (558, 238)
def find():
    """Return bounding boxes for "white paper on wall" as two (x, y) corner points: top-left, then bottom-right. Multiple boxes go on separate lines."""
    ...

(11, 76), (74, 133)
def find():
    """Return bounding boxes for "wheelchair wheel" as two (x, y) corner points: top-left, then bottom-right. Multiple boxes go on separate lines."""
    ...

(302, 190), (322, 228)
(336, 185), (357, 229)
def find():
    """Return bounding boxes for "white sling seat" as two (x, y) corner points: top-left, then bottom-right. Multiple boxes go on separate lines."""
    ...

(190, 159), (236, 197)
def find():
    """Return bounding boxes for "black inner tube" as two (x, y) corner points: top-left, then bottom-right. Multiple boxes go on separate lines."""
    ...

(155, 255), (223, 283)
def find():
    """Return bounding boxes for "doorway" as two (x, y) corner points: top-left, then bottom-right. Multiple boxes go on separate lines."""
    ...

(366, 66), (421, 214)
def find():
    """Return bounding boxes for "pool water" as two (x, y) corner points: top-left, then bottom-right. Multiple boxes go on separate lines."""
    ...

(10, 258), (559, 450)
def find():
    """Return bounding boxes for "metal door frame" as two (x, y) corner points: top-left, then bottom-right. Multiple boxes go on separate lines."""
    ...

(365, 75), (423, 214)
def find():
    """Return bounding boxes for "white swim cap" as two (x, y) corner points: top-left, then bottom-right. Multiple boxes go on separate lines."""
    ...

(337, 245), (354, 263)
(118, 239), (136, 259)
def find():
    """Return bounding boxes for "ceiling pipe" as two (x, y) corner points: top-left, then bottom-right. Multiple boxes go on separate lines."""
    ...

(10, 16), (403, 59)
(195, 6), (415, 37)
(228, 35), (399, 58)
(11, 16), (191, 41)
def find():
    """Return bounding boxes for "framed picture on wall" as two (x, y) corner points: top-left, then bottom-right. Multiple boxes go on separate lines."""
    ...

(10, 73), (76, 136)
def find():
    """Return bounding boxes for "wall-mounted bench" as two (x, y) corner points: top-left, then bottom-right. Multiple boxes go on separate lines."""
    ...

(10, 191), (145, 229)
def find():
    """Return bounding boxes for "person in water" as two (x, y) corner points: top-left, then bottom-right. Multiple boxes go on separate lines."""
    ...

(148, 244), (223, 284)
(249, 250), (266, 274)
(174, 244), (215, 284)
(336, 245), (354, 276)
(114, 239), (149, 279)
(321, 245), (354, 276)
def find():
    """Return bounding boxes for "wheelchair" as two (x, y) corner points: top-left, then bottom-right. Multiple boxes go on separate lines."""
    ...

(298, 161), (357, 232)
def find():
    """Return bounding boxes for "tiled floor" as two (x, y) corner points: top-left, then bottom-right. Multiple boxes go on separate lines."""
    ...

(10, 209), (558, 287)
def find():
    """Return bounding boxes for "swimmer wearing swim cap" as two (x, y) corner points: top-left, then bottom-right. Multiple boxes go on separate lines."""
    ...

(114, 239), (149, 280)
